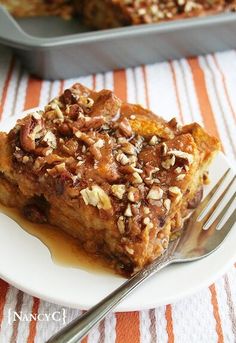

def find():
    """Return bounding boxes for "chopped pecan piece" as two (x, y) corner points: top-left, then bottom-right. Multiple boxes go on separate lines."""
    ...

(167, 149), (193, 165)
(80, 185), (112, 210)
(131, 172), (143, 184)
(66, 104), (83, 119)
(161, 155), (175, 170)
(42, 131), (57, 149)
(169, 186), (182, 202)
(147, 185), (163, 200)
(75, 130), (95, 146)
(62, 89), (77, 105)
(117, 216), (125, 234)
(124, 204), (133, 217)
(58, 123), (73, 136)
(127, 186), (140, 202)
(118, 118), (133, 137)
(19, 114), (45, 152)
(111, 184), (126, 200)
(120, 141), (136, 155)
(84, 116), (105, 129)
(116, 152), (130, 165)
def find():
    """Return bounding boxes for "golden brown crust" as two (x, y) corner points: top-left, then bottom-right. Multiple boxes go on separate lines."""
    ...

(0, 83), (220, 274)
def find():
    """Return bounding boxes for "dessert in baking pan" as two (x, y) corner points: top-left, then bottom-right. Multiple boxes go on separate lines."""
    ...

(1, 0), (235, 29)
(77, 0), (236, 29)
(0, 83), (220, 274)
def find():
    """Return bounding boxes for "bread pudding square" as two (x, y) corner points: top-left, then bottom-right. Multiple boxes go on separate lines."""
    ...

(0, 83), (220, 275)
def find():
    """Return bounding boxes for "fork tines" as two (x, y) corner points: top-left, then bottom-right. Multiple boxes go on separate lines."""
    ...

(197, 168), (236, 231)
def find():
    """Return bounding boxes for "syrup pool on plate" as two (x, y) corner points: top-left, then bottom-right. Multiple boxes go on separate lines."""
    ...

(0, 202), (112, 275)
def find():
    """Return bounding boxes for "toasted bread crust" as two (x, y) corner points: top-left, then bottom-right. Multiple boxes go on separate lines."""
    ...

(0, 83), (220, 274)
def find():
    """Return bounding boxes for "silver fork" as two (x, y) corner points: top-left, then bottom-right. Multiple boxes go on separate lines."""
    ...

(47, 168), (236, 343)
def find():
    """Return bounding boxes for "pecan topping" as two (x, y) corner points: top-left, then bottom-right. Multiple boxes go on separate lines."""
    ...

(169, 186), (182, 201)
(89, 139), (105, 160)
(84, 116), (105, 130)
(163, 198), (171, 213)
(42, 131), (57, 149)
(117, 216), (125, 234)
(52, 104), (64, 120)
(47, 162), (68, 177)
(161, 142), (168, 156)
(124, 204), (133, 217)
(22, 156), (30, 163)
(120, 142), (136, 155)
(176, 174), (185, 181)
(19, 114), (45, 152)
(116, 152), (130, 165)
(167, 149), (193, 165)
(80, 185), (112, 210)
(62, 89), (77, 105)
(168, 117), (181, 130)
(66, 104), (82, 119)
(118, 118), (133, 137)
(127, 187), (140, 203)
(131, 172), (143, 184)
(75, 131), (95, 146)
(79, 96), (94, 108)
(61, 139), (78, 156)
(143, 206), (150, 214)
(174, 166), (183, 174)
(125, 246), (134, 255)
(111, 184), (126, 200)
(143, 217), (154, 231)
(161, 155), (175, 170)
(147, 185), (163, 200)
(149, 135), (159, 145)
(58, 123), (73, 136)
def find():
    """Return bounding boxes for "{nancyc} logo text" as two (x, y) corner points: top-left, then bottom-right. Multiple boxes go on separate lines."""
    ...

(8, 308), (67, 325)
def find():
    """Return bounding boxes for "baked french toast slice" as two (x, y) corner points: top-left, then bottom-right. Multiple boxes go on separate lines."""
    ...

(0, 83), (220, 275)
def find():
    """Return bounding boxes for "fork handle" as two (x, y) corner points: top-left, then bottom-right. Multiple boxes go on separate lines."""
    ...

(47, 254), (173, 343)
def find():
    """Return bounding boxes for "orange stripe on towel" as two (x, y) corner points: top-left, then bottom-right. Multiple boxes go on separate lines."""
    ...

(116, 312), (140, 343)
(165, 305), (175, 343)
(209, 284), (224, 343)
(113, 70), (127, 101)
(24, 77), (43, 110)
(0, 279), (9, 331)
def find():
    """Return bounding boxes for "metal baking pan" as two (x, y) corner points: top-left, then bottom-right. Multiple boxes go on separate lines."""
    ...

(0, 5), (236, 80)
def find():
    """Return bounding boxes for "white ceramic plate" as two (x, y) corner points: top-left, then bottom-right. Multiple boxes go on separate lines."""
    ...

(0, 109), (236, 311)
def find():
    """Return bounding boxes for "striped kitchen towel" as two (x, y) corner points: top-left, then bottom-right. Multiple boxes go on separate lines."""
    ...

(0, 46), (236, 343)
